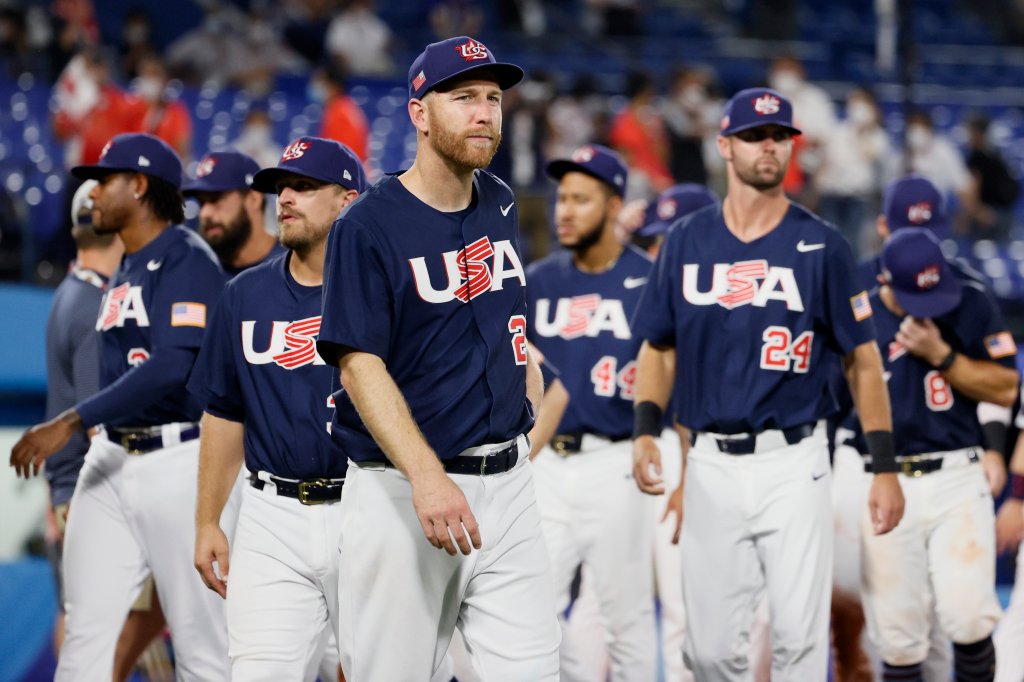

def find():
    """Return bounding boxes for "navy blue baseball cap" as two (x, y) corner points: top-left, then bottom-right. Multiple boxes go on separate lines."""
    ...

(72, 133), (183, 189)
(719, 88), (802, 137)
(881, 227), (962, 318)
(638, 184), (719, 237)
(883, 176), (949, 236)
(546, 144), (628, 197)
(408, 36), (524, 100)
(182, 152), (261, 196)
(250, 137), (366, 194)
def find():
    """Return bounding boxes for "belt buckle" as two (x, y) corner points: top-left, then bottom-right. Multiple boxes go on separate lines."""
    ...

(551, 435), (575, 457)
(298, 479), (330, 505)
(121, 433), (144, 455)
(900, 455), (924, 478)
(480, 456), (489, 475)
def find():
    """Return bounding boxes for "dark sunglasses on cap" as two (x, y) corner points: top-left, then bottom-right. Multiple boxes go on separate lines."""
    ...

(734, 127), (794, 143)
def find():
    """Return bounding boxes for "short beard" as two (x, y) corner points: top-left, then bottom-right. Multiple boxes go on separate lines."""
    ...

(279, 218), (332, 256)
(733, 152), (787, 191)
(428, 107), (501, 171)
(202, 206), (252, 262)
(565, 210), (608, 257)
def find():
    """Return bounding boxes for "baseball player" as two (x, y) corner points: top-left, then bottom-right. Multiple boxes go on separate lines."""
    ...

(994, 404), (1024, 682)
(189, 137), (364, 681)
(316, 36), (561, 681)
(181, 150), (285, 276)
(525, 143), (656, 680)
(9, 133), (235, 681)
(852, 228), (1017, 682)
(630, 87), (904, 681)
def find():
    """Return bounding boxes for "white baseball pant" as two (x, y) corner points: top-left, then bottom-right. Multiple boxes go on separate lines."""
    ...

(532, 436), (657, 681)
(226, 476), (342, 681)
(682, 423), (833, 682)
(994, 542), (1024, 682)
(336, 437), (561, 682)
(58, 429), (241, 681)
(861, 448), (1002, 666)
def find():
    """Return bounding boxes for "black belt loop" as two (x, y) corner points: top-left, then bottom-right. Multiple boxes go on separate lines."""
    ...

(550, 432), (631, 455)
(865, 447), (981, 476)
(249, 473), (344, 505)
(360, 439), (521, 476)
(107, 424), (201, 455)
(700, 423), (816, 456)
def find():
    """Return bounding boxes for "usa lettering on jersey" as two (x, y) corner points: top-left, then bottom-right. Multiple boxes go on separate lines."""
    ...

(682, 260), (804, 312)
(242, 316), (326, 369)
(410, 237), (525, 304)
(96, 283), (150, 330)
(533, 295), (631, 340)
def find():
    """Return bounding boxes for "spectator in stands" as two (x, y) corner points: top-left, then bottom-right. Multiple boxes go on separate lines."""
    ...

(325, 0), (395, 77)
(230, 109), (282, 170)
(815, 87), (888, 256)
(506, 71), (557, 260)
(430, 0), (484, 39)
(282, 0), (335, 65)
(609, 71), (673, 196)
(587, 0), (643, 36)
(118, 8), (152, 79)
(661, 66), (722, 186)
(135, 53), (192, 162)
(51, 0), (98, 68)
(546, 75), (601, 162)
(962, 115), (1020, 242)
(312, 62), (370, 162)
(767, 55), (836, 198)
(887, 110), (971, 205)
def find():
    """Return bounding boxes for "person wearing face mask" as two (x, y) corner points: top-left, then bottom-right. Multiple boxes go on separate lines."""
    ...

(312, 62), (370, 162)
(886, 111), (971, 204)
(135, 53), (192, 162)
(609, 70), (674, 195)
(661, 67), (723, 187)
(815, 88), (888, 257)
(230, 109), (283, 170)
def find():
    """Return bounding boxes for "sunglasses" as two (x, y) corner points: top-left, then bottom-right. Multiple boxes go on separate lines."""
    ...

(734, 128), (794, 143)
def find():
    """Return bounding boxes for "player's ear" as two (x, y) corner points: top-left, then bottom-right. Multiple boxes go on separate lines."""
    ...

(409, 96), (429, 135)
(716, 134), (731, 161)
(876, 215), (889, 240)
(131, 173), (148, 202)
(243, 188), (263, 214)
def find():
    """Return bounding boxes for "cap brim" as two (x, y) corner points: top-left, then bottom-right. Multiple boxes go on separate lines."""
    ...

(721, 121), (802, 137)
(637, 219), (672, 237)
(251, 167), (356, 193)
(891, 221), (951, 239)
(545, 159), (625, 196)
(892, 276), (963, 318)
(429, 62), (524, 94)
(71, 164), (123, 181)
(181, 180), (251, 196)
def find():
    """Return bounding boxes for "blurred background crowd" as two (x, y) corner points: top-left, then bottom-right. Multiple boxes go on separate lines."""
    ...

(2, 0), (1024, 309)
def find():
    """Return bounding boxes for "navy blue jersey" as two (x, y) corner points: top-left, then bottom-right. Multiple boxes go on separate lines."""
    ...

(44, 266), (106, 505)
(189, 252), (344, 478)
(849, 282), (1016, 455)
(526, 246), (652, 437)
(86, 226), (225, 428)
(633, 203), (876, 434)
(317, 172), (533, 463)
(224, 241), (287, 279)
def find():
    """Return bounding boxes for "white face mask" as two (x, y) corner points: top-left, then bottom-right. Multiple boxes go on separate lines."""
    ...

(133, 76), (163, 102)
(769, 70), (802, 94)
(906, 124), (932, 151)
(679, 84), (706, 108)
(847, 100), (875, 126)
(242, 125), (272, 144)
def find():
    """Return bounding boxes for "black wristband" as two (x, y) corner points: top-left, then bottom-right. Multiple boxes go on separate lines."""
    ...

(865, 430), (899, 473)
(981, 420), (1008, 456)
(1010, 474), (1024, 501)
(633, 401), (663, 440)
(936, 349), (957, 372)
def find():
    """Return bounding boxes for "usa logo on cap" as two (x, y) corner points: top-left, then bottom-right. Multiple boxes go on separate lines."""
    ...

(456, 38), (489, 61)
(572, 146), (595, 163)
(916, 265), (941, 290)
(753, 94), (781, 115)
(658, 198), (678, 220)
(282, 141), (310, 161)
(907, 201), (932, 224)
(196, 156), (216, 178)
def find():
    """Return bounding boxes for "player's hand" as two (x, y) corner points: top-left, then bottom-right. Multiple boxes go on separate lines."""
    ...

(9, 418), (76, 478)
(411, 470), (481, 556)
(982, 450), (1007, 497)
(895, 317), (950, 367)
(868, 473), (905, 535)
(996, 499), (1024, 555)
(633, 435), (665, 495)
(194, 522), (231, 599)
(661, 482), (684, 544)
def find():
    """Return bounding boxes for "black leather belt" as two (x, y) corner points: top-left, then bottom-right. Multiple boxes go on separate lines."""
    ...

(366, 440), (520, 476)
(551, 432), (630, 455)
(108, 424), (200, 455)
(865, 449), (979, 477)
(249, 473), (344, 505)
(694, 423), (815, 455)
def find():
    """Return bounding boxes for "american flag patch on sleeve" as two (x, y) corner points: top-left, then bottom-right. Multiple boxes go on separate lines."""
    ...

(171, 302), (206, 328)
(850, 291), (872, 321)
(985, 331), (1017, 358)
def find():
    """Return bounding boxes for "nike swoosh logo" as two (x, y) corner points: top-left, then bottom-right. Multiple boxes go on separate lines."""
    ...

(797, 240), (825, 253)
(146, 259), (162, 271)
(623, 277), (648, 289)
(500, 202), (514, 217)
(812, 471), (827, 481)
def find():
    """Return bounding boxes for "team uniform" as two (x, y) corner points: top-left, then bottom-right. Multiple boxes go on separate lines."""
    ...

(841, 275), (1012, 667)
(58, 224), (235, 681)
(188, 252), (344, 681)
(633, 200), (876, 680)
(317, 169), (561, 681)
(527, 245), (657, 680)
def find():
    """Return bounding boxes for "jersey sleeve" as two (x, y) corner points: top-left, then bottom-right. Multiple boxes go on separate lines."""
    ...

(150, 250), (226, 349)
(317, 216), (394, 366)
(631, 225), (678, 347)
(958, 284), (1018, 369)
(187, 288), (244, 421)
(822, 234), (876, 354)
